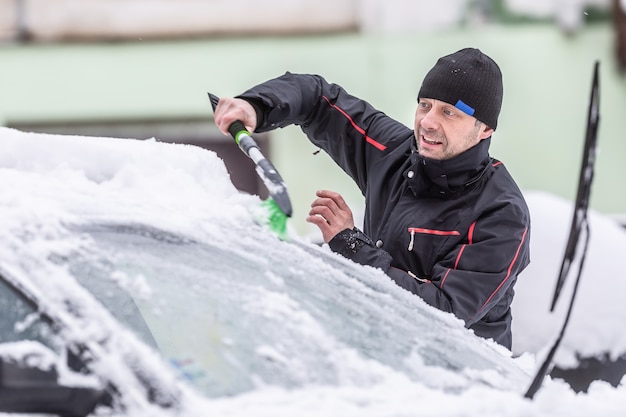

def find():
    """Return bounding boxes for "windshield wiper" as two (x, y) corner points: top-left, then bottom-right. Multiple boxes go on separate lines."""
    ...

(524, 60), (600, 399)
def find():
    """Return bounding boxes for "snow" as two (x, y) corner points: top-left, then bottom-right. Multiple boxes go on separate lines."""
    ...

(512, 192), (626, 366)
(1, 126), (626, 416)
(0, 341), (101, 388)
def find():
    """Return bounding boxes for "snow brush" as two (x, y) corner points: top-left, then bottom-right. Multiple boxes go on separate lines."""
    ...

(208, 93), (292, 240)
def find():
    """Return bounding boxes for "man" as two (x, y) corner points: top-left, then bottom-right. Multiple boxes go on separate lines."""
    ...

(214, 48), (531, 349)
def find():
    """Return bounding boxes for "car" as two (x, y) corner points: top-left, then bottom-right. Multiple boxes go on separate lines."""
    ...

(0, 127), (624, 417)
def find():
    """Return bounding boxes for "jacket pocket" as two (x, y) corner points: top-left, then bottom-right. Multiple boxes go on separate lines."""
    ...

(407, 227), (460, 251)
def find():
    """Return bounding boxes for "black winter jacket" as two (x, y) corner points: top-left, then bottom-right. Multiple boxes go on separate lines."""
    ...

(239, 72), (531, 349)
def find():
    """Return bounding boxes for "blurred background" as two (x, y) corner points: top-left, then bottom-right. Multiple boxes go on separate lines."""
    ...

(1, 0), (625, 237)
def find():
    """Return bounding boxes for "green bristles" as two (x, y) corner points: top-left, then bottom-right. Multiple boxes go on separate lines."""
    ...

(261, 198), (289, 241)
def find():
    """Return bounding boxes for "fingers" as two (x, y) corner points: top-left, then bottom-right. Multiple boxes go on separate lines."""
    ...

(314, 190), (350, 211)
(309, 191), (341, 219)
(213, 98), (258, 135)
(306, 190), (355, 243)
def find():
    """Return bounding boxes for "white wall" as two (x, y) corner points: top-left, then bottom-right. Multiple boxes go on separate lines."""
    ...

(1, 0), (616, 43)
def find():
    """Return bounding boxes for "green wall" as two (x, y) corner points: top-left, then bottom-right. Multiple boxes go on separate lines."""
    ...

(1, 24), (625, 235)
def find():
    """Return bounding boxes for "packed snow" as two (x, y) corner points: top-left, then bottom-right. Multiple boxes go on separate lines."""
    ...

(1, 127), (626, 416)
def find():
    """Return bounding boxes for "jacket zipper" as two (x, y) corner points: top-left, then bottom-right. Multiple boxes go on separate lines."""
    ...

(407, 227), (461, 251)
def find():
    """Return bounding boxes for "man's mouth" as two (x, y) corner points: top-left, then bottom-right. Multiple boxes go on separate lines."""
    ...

(421, 135), (442, 145)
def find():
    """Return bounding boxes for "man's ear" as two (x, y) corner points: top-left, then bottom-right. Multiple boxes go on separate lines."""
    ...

(479, 125), (495, 140)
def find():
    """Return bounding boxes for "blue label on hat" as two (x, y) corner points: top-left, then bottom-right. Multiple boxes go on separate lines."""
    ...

(455, 100), (475, 116)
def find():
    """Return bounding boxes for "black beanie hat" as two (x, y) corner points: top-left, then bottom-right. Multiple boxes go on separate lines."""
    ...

(418, 48), (503, 130)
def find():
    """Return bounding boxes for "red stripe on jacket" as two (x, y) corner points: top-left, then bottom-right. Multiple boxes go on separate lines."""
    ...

(408, 227), (461, 237)
(474, 227), (529, 319)
(322, 96), (387, 151)
(441, 221), (476, 287)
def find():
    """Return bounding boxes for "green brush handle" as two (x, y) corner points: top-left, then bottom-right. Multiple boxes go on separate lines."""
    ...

(208, 93), (292, 218)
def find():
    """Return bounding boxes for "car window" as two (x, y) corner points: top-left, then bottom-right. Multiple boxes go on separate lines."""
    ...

(59, 223), (529, 398)
(0, 274), (60, 352)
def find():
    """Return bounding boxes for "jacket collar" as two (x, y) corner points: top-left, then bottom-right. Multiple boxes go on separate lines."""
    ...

(407, 137), (492, 198)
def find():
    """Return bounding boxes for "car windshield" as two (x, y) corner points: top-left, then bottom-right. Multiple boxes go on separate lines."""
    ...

(0, 128), (534, 413)
(63, 222), (529, 398)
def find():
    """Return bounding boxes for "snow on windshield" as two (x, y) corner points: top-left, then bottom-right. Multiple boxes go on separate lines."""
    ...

(1, 127), (626, 416)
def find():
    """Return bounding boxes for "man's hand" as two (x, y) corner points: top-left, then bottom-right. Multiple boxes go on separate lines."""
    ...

(307, 190), (355, 243)
(213, 97), (257, 135)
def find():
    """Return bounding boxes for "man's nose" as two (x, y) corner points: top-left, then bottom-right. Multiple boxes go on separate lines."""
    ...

(420, 110), (440, 130)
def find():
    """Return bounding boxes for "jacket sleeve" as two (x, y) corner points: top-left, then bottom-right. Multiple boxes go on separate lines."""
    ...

(329, 204), (531, 328)
(237, 72), (411, 193)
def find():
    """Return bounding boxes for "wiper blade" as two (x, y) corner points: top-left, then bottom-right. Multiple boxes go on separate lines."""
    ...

(525, 60), (601, 399)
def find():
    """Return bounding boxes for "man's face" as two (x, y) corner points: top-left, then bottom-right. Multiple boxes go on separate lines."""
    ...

(414, 98), (494, 160)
